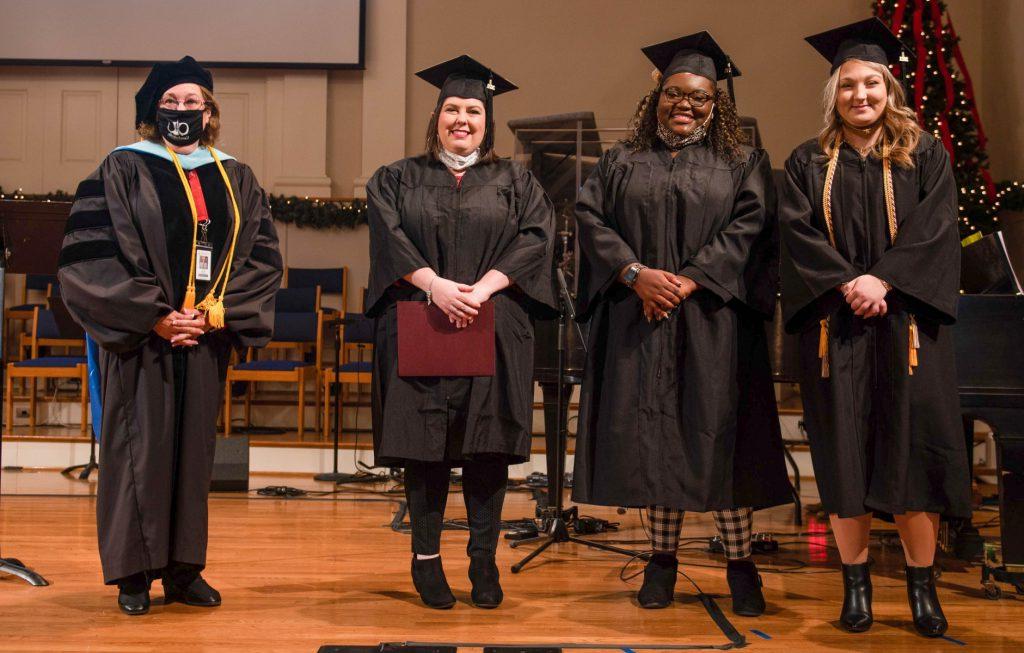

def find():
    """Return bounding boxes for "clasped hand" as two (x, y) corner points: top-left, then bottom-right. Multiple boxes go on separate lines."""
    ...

(431, 277), (490, 329)
(840, 274), (888, 318)
(631, 268), (698, 322)
(153, 309), (210, 347)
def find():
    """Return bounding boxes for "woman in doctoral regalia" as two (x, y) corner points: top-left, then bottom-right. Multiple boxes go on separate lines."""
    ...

(779, 19), (971, 637)
(572, 33), (792, 617)
(365, 55), (555, 610)
(59, 56), (282, 615)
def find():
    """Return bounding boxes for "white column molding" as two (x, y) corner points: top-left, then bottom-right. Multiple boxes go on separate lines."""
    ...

(266, 70), (332, 197)
(353, 0), (407, 198)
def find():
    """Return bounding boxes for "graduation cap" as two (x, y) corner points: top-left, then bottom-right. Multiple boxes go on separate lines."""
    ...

(805, 17), (912, 74)
(135, 56), (213, 128)
(641, 31), (740, 101)
(415, 55), (517, 154)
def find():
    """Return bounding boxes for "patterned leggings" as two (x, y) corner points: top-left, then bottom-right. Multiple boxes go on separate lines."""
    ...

(647, 505), (753, 560)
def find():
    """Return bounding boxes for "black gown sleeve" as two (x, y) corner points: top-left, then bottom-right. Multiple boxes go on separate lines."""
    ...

(779, 150), (860, 332)
(58, 154), (175, 353)
(869, 139), (959, 323)
(575, 150), (641, 319)
(365, 164), (431, 317)
(222, 163), (284, 347)
(680, 148), (777, 314)
(492, 167), (557, 314)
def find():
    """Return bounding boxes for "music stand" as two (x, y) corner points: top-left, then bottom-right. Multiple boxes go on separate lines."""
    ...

(0, 199), (66, 586)
(47, 296), (99, 481)
(314, 314), (374, 485)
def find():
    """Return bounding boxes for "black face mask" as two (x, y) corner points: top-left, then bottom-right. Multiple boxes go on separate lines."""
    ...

(156, 108), (205, 146)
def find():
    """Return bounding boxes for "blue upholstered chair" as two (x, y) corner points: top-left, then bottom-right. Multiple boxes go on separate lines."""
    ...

(223, 287), (322, 438)
(4, 307), (89, 436)
(320, 311), (374, 439)
(285, 266), (347, 314)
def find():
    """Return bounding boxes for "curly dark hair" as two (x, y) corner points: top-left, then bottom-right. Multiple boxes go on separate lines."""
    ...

(621, 83), (746, 162)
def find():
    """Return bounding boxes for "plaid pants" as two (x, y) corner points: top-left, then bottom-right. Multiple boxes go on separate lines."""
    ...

(647, 505), (753, 560)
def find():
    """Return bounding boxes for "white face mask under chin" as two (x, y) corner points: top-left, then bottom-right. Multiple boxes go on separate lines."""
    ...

(438, 147), (481, 171)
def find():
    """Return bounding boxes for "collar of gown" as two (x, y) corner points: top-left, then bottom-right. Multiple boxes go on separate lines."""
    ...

(114, 140), (236, 170)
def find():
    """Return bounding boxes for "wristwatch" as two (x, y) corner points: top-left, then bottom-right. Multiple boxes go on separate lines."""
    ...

(622, 263), (646, 288)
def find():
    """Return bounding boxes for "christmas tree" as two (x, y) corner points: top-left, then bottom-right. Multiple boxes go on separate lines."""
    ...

(873, 0), (999, 237)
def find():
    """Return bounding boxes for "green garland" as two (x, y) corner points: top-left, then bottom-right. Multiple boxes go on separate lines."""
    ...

(996, 181), (1024, 214)
(268, 194), (367, 230)
(1, 186), (368, 231)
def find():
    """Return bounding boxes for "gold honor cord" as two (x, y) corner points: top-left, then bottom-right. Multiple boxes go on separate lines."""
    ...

(818, 133), (919, 378)
(166, 146), (242, 329)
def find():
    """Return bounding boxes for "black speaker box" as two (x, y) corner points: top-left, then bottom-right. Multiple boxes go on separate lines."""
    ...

(211, 435), (249, 492)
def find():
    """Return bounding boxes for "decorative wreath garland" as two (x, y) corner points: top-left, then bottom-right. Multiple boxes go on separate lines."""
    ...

(0, 186), (368, 231)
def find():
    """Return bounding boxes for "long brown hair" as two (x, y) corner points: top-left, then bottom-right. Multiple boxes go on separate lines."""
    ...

(622, 73), (746, 162)
(137, 86), (221, 147)
(818, 60), (920, 168)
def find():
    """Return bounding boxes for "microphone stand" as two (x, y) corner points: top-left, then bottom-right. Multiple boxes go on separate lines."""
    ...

(314, 314), (369, 484)
(510, 269), (640, 573)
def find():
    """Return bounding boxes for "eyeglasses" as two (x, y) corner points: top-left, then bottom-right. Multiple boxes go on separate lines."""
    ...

(158, 97), (206, 111)
(661, 87), (714, 108)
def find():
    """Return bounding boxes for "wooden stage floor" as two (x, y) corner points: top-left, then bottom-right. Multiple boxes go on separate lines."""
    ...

(0, 470), (1021, 652)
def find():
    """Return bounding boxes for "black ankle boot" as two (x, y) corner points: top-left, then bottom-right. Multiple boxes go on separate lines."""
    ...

(637, 553), (678, 609)
(839, 562), (873, 632)
(906, 566), (948, 637)
(468, 555), (503, 608)
(411, 556), (456, 609)
(726, 559), (766, 616)
(116, 572), (150, 616)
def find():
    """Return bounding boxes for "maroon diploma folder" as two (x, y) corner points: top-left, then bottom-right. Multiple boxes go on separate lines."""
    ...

(397, 301), (496, 377)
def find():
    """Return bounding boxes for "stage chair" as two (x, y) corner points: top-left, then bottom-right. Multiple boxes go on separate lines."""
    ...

(321, 312), (374, 439)
(224, 288), (322, 438)
(4, 307), (89, 436)
(6, 274), (57, 360)
(285, 267), (347, 315)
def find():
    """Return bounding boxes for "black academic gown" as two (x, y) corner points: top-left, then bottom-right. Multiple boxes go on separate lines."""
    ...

(572, 142), (793, 512)
(59, 147), (283, 583)
(366, 155), (556, 466)
(779, 133), (971, 519)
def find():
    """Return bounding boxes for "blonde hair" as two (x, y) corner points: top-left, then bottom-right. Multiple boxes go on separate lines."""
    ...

(137, 86), (221, 147)
(818, 60), (920, 168)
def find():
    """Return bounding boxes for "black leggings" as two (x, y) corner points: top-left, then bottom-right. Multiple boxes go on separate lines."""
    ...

(404, 458), (509, 557)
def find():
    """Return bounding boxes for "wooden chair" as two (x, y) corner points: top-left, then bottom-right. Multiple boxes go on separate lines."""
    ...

(17, 292), (83, 361)
(321, 311), (374, 439)
(224, 288), (322, 438)
(285, 267), (347, 315)
(5, 307), (89, 436)
(6, 274), (56, 360)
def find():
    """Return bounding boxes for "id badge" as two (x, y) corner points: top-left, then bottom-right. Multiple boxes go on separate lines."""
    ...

(196, 244), (213, 282)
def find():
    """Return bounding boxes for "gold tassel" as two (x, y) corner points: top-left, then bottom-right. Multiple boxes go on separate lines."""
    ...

(908, 315), (920, 375)
(206, 299), (226, 329)
(182, 285), (196, 312)
(818, 318), (830, 378)
(195, 292), (217, 312)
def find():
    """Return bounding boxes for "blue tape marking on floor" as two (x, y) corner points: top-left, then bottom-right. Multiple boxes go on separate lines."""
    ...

(622, 648), (637, 653)
(941, 635), (967, 646)
(750, 630), (772, 640)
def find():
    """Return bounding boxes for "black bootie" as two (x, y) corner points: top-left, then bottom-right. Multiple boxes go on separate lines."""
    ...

(411, 556), (456, 609)
(637, 553), (678, 609)
(468, 555), (503, 608)
(906, 566), (948, 637)
(726, 559), (766, 616)
(839, 562), (873, 632)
